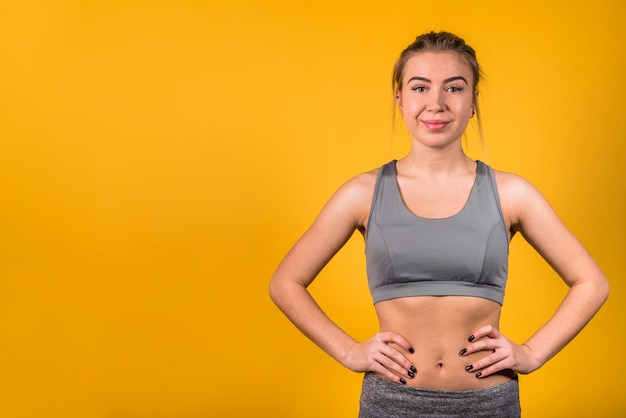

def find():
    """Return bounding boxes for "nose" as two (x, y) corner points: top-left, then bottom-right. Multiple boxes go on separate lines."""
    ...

(428, 90), (446, 112)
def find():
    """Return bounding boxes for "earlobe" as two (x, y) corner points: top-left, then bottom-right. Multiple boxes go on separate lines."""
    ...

(471, 90), (478, 117)
(396, 91), (402, 109)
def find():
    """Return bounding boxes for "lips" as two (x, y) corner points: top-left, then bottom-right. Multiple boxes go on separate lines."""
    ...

(422, 120), (450, 131)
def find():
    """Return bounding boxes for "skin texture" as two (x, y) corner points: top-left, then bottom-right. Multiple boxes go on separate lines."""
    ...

(269, 51), (608, 390)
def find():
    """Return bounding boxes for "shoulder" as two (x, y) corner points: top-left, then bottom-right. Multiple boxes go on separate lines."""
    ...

(490, 167), (554, 232)
(491, 168), (538, 201)
(328, 166), (381, 212)
(316, 164), (385, 230)
(338, 166), (381, 199)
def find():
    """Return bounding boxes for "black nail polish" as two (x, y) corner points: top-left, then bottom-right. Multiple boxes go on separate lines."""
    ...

(408, 371), (415, 378)
(459, 348), (467, 356)
(408, 346), (415, 354)
(465, 365), (473, 371)
(468, 335), (475, 342)
(410, 365), (417, 373)
(400, 378), (407, 385)
(476, 372), (482, 378)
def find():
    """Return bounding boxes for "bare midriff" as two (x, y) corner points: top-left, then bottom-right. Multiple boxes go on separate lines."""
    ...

(375, 295), (515, 391)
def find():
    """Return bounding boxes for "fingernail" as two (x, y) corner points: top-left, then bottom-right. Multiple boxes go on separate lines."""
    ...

(408, 371), (415, 378)
(400, 378), (407, 385)
(410, 365), (417, 373)
(475, 372), (482, 378)
(465, 365), (473, 371)
(408, 346), (415, 354)
(459, 348), (467, 356)
(468, 335), (475, 342)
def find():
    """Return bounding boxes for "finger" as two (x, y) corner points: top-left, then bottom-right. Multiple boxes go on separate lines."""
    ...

(363, 345), (412, 384)
(464, 350), (505, 373)
(473, 357), (511, 379)
(378, 331), (415, 354)
(371, 363), (410, 385)
(468, 325), (501, 341)
(463, 338), (502, 355)
(376, 343), (417, 378)
(374, 356), (414, 383)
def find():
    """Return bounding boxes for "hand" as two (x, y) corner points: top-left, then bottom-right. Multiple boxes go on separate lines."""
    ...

(460, 325), (540, 378)
(344, 332), (417, 385)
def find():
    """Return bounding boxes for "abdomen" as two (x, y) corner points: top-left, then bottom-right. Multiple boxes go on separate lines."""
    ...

(375, 295), (514, 390)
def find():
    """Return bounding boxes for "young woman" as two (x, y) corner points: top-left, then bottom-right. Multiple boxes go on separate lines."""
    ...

(269, 31), (608, 417)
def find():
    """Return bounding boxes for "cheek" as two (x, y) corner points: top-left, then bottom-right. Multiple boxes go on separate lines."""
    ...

(400, 97), (425, 115)
(452, 100), (473, 115)
(400, 104), (419, 121)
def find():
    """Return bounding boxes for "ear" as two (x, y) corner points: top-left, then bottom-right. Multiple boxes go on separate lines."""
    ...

(396, 90), (403, 109)
(471, 90), (479, 117)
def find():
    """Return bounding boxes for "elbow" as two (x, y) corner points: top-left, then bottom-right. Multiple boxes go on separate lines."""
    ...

(268, 275), (285, 306)
(269, 274), (306, 311)
(268, 277), (279, 305)
(598, 276), (610, 306)
(588, 273), (610, 312)
(572, 272), (609, 313)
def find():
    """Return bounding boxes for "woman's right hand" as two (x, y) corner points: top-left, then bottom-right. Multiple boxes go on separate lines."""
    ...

(344, 332), (417, 384)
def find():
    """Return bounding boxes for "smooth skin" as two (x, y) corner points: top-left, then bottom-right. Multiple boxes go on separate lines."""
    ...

(269, 51), (608, 390)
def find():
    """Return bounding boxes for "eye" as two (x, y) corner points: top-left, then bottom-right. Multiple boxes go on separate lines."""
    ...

(411, 85), (427, 93)
(446, 86), (464, 93)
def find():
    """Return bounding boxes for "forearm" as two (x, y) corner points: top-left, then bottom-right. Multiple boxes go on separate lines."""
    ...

(269, 280), (358, 367)
(523, 278), (608, 369)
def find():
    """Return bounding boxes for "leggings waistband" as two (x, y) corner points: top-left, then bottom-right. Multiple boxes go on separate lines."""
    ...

(359, 372), (521, 418)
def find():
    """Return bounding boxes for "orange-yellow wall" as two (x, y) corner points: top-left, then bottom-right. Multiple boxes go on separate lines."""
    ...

(0, 1), (624, 417)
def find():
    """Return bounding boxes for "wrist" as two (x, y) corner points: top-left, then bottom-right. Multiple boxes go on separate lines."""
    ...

(339, 340), (360, 371)
(520, 343), (544, 373)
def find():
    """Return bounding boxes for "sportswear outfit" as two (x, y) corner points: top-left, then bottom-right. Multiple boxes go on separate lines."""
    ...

(359, 160), (521, 418)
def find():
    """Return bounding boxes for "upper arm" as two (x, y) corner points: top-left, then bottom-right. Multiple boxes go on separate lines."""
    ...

(271, 171), (376, 288)
(496, 171), (605, 288)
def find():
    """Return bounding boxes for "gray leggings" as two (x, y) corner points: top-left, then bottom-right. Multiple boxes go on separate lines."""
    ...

(359, 372), (521, 418)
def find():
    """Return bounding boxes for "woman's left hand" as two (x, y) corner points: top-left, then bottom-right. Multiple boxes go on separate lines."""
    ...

(460, 325), (540, 378)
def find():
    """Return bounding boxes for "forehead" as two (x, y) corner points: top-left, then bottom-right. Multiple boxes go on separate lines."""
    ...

(402, 52), (473, 84)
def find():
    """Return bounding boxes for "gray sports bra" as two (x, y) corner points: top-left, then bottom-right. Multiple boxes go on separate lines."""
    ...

(365, 160), (509, 305)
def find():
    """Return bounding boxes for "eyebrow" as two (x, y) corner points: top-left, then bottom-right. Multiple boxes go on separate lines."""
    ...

(406, 76), (468, 85)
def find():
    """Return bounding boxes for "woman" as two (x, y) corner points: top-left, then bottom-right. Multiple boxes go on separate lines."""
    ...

(269, 31), (608, 417)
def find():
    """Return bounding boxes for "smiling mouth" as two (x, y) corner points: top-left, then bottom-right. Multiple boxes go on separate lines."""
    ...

(422, 120), (450, 131)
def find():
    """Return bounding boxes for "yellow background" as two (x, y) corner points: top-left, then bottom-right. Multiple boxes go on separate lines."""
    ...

(0, 1), (624, 417)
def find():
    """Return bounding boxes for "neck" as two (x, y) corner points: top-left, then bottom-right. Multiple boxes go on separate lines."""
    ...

(399, 142), (474, 179)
